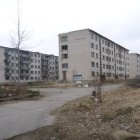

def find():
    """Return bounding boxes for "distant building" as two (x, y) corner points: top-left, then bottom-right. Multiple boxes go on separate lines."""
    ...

(58, 29), (129, 81)
(129, 53), (140, 79)
(0, 46), (59, 83)
(41, 54), (59, 81)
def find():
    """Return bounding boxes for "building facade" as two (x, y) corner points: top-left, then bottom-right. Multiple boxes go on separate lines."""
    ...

(41, 54), (59, 81)
(59, 29), (129, 81)
(0, 46), (59, 83)
(129, 53), (140, 79)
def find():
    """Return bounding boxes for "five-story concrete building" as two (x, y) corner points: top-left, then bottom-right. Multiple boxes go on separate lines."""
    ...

(0, 46), (59, 83)
(59, 29), (129, 81)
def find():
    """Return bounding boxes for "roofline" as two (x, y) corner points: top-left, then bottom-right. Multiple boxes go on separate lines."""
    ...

(88, 29), (129, 51)
(129, 53), (140, 55)
(0, 46), (58, 56)
(41, 53), (59, 57)
(58, 28), (89, 36)
(58, 28), (129, 51)
(0, 46), (41, 53)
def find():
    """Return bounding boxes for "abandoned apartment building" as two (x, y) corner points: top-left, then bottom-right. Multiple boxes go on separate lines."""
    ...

(0, 46), (59, 83)
(129, 53), (140, 79)
(58, 29), (130, 81)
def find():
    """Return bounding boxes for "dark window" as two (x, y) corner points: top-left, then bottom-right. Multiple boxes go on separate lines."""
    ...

(102, 39), (104, 44)
(91, 43), (94, 48)
(61, 45), (68, 50)
(61, 36), (68, 42)
(96, 63), (98, 68)
(90, 33), (94, 39)
(103, 47), (104, 52)
(91, 52), (94, 57)
(62, 63), (68, 69)
(95, 36), (98, 41)
(30, 71), (34, 74)
(30, 77), (34, 80)
(91, 62), (95, 67)
(96, 45), (98, 50)
(96, 53), (98, 59)
(26, 77), (29, 80)
(62, 54), (68, 59)
(92, 71), (95, 77)
(5, 76), (9, 80)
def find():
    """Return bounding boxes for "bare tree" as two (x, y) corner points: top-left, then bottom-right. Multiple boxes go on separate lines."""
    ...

(10, 0), (30, 87)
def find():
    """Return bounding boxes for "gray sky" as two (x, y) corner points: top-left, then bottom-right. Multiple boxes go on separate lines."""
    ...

(0, 0), (140, 55)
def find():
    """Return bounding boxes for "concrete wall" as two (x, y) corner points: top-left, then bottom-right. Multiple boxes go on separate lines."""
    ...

(0, 47), (6, 83)
(129, 53), (140, 79)
(59, 29), (91, 81)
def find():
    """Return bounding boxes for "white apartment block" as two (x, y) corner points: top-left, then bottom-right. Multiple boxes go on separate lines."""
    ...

(129, 53), (140, 79)
(0, 46), (59, 83)
(59, 29), (129, 81)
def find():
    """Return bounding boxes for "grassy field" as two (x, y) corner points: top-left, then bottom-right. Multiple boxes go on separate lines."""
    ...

(9, 85), (140, 140)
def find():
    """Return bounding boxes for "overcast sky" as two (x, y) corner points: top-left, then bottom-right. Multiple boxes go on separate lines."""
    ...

(0, 0), (140, 55)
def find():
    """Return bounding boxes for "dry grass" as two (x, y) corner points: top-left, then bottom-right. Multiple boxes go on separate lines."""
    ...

(9, 86), (140, 140)
(0, 86), (40, 104)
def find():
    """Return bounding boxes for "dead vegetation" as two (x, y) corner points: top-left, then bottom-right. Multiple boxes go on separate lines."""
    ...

(0, 86), (40, 104)
(9, 86), (140, 140)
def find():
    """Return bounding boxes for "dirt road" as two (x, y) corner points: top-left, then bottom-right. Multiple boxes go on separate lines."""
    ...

(0, 84), (122, 140)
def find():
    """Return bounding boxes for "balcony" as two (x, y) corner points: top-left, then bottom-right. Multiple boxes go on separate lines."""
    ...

(20, 59), (31, 64)
(20, 73), (30, 76)
(20, 54), (30, 59)
(5, 72), (11, 76)
(20, 66), (29, 70)
(4, 52), (10, 56)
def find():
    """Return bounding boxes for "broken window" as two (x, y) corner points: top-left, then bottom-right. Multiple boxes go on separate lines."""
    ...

(62, 54), (68, 59)
(61, 45), (68, 51)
